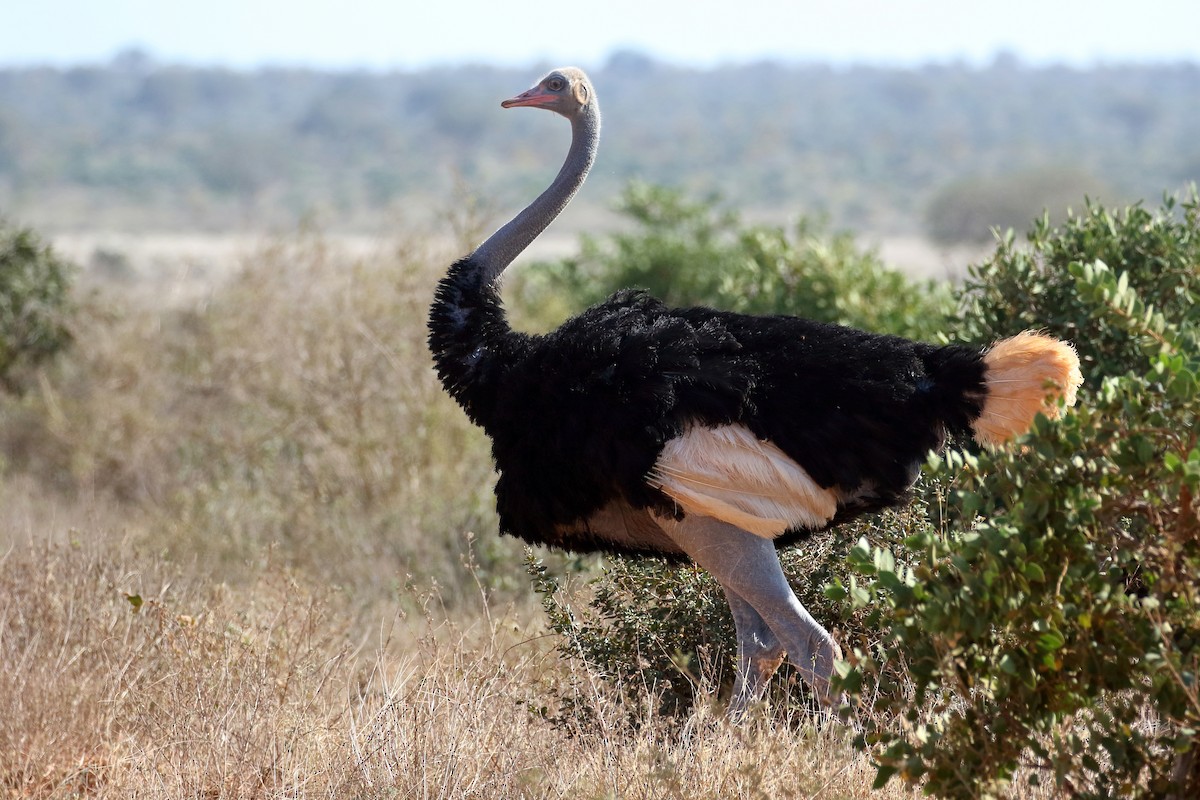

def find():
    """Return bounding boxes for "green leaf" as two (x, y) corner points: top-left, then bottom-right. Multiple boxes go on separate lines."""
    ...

(874, 547), (896, 574)
(850, 576), (872, 607)
(872, 765), (899, 790)
(1037, 630), (1066, 652)
(824, 580), (848, 602)
(1168, 368), (1197, 401)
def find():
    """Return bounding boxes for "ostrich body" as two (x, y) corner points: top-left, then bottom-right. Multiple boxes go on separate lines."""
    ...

(428, 68), (1082, 712)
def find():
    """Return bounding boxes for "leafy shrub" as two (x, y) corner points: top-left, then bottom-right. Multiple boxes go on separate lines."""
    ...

(840, 192), (1200, 798)
(0, 220), (74, 393)
(956, 194), (1200, 377)
(513, 182), (953, 341)
(530, 505), (928, 720)
(524, 187), (1200, 795)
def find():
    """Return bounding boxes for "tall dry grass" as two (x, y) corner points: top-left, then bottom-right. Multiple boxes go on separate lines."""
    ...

(0, 538), (920, 799)
(1, 228), (516, 612)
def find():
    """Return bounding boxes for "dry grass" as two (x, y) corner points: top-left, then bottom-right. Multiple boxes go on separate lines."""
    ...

(1, 227), (514, 611)
(0, 228), (917, 799)
(0, 537), (922, 799)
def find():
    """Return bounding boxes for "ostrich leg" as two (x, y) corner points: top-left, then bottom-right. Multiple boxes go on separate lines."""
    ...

(656, 513), (843, 710)
(724, 588), (785, 718)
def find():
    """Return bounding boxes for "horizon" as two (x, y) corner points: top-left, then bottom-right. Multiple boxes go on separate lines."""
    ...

(6, 44), (1200, 75)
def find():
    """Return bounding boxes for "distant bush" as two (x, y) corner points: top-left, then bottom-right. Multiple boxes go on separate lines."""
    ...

(925, 167), (1112, 246)
(0, 221), (73, 393)
(841, 192), (1200, 798)
(513, 182), (954, 341)
(4, 59), (1198, 235)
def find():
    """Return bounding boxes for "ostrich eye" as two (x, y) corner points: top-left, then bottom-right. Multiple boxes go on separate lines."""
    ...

(547, 77), (566, 91)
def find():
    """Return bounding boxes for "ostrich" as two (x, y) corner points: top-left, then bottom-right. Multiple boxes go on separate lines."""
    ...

(427, 68), (1082, 714)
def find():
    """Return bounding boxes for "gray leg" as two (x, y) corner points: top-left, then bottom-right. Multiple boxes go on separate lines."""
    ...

(725, 587), (785, 718)
(655, 513), (842, 707)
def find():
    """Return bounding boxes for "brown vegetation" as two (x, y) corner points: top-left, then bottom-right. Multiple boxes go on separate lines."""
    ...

(0, 534), (925, 799)
(0, 232), (924, 798)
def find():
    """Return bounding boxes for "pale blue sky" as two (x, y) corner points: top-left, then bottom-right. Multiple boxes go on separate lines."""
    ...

(5, 0), (1200, 69)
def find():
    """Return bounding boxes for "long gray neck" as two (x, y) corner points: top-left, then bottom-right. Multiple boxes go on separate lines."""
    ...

(470, 104), (600, 286)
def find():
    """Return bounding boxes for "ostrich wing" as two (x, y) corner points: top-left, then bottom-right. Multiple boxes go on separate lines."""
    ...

(649, 424), (839, 538)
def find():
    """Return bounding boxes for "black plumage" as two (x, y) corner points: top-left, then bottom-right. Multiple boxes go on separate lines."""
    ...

(430, 254), (988, 558)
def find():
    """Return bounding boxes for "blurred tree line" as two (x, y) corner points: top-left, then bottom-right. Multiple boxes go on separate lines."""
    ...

(0, 49), (1197, 239)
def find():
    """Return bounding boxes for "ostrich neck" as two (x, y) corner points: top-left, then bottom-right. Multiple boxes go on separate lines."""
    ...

(470, 105), (600, 286)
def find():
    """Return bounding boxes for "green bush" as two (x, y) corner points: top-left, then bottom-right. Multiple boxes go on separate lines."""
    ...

(530, 505), (927, 721)
(0, 221), (74, 393)
(513, 182), (953, 341)
(524, 186), (1200, 796)
(956, 194), (1200, 376)
(840, 191), (1200, 798)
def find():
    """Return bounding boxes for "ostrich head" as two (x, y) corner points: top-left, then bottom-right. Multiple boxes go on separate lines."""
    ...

(501, 67), (594, 119)
(450, 66), (599, 290)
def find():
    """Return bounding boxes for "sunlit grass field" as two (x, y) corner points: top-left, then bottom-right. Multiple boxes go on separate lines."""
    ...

(1, 539), (921, 798)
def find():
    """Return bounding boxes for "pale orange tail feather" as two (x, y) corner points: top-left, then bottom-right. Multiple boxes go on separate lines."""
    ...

(972, 331), (1083, 447)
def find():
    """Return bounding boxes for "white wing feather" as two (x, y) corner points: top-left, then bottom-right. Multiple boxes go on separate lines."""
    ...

(649, 424), (838, 539)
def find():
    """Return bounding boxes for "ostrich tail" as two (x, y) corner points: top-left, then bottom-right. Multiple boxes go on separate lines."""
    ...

(972, 331), (1083, 448)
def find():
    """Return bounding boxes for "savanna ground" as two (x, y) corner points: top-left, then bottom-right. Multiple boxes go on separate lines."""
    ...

(0, 224), (963, 800)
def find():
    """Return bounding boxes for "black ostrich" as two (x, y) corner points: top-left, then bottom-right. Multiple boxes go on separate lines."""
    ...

(427, 68), (1082, 714)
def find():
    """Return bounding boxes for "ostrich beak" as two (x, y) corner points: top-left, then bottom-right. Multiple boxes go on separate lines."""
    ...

(501, 85), (556, 109)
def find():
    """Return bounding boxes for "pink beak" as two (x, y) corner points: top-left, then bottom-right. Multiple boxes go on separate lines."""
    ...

(501, 85), (556, 109)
